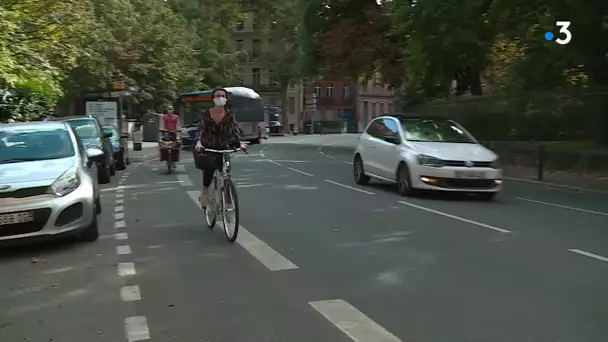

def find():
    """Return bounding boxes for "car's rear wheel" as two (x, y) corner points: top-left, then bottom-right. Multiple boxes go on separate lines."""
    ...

(95, 194), (102, 215)
(116, 149), (127, 170)
(353, 155), (370, 185)
(397, 163), (416, 197)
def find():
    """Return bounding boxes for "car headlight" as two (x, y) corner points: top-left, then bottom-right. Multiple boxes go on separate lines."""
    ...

(490, 158), (500, 169)
(417, 154), (445, 167)
(48, 167), (81, 196)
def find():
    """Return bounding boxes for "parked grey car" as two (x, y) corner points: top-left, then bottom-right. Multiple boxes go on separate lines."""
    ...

(0, 121), (102, 244)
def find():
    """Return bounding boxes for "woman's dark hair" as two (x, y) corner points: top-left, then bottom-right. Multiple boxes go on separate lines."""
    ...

(211, 87), (229, 98)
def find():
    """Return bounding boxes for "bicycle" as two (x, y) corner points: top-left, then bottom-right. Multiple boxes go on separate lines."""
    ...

(199, 147), (247, 243)
(159, 130), (180, 174)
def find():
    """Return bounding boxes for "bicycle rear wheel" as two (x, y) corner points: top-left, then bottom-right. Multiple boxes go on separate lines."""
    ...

(221, 179), (239, 243)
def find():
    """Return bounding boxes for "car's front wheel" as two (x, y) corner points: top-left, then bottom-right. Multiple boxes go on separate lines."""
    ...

(80, 215), (99, 242)
(353, 154), (370, 185)
(116, 149), (127, 170)
(396, 162), (416, 197)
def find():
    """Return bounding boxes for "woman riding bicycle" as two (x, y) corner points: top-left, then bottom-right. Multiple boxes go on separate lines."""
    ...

(194, 88), (247, 208)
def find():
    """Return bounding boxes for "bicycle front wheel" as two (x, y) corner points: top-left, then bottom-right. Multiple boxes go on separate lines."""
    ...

(221, 179), (239, 243)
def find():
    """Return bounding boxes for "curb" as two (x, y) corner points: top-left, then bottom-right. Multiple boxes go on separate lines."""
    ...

(504, 176), (608, 195)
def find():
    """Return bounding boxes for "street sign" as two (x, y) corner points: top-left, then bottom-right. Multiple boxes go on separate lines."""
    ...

(112, 80), (125, 90)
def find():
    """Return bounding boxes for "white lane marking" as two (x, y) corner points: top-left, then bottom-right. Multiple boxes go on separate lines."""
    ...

(116, 193), (124, 198)
(267, 159), (283, 166)
(124, 316), (150, 341)
(325, 179), (375, 195)
(177, 174), (193, 186)
(115, 232), (128, 240)
(117, 245), (132, 255)
(569, 249), (608, 263)
(115, 199), (124, 204)
(115, 221), (126, 229)
(310, 299), (402, 342)
(286, 167), (313, 177)
(147, 245), (164, 249)
(118, 262), (136, 276)
(115, 212), (125, 220)
(516, 197), (608, 217)
(120, 285), (141, 302)
(237, 183), (266, 188)
(186, 190), (298, 271)
(116, 188), (124, 193)
(115, 205), (124, 212)
(397, 201), (511, 233)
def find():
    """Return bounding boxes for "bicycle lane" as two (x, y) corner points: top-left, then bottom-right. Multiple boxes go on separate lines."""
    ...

(118, 155), (352, 342)
(237, 142), (608, 342)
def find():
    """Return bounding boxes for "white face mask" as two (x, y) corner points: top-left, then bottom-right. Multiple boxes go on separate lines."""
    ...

(213, 97), (227, 107)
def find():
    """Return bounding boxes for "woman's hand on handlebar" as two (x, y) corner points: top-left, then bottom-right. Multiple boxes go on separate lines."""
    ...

(195, 140), (203, 152)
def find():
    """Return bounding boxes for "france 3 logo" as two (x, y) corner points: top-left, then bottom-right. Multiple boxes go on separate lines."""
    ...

(544, 21), (572, 45)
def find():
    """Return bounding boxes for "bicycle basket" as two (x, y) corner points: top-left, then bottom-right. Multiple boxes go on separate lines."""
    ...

(193, 150), (217, 170)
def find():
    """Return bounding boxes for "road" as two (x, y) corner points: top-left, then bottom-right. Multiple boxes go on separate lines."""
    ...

(1, 135), (608, 342)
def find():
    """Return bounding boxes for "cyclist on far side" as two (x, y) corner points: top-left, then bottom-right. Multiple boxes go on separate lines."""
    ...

(194, 88), (247, 208)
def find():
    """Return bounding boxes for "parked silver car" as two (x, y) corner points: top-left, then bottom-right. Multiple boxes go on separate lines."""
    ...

(0, 121), (102, 244)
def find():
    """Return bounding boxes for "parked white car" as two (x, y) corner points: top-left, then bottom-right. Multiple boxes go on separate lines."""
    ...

(353, 115), (502, 200)
(0, 121), (102, 245)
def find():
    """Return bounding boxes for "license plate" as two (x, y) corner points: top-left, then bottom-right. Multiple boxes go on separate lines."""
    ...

(454, 171), (486, 179)
(0, 211), (34, 225)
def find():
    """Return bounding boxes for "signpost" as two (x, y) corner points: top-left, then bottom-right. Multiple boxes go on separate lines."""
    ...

(112, 80), (125, 90)
(304, 93), (317, 134)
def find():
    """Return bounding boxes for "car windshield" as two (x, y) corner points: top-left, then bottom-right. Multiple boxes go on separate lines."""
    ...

(0, 127), (75, 163)
(399, 118), (475, 143)
(67, 119), (100, 139)
(103, 126), (119, 138)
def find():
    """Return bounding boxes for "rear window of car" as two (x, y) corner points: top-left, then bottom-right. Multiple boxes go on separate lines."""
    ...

(67, 119), (100, 139)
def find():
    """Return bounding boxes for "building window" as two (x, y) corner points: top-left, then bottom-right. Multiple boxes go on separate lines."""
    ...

(252, 68), (260, 87)
(380, 102), (385, 115)
(236, 21), (244, 31)
(313, 84), (321, 97)
(363, 101), (369, 125)
(325, 109), (333, 121)
(268, 68), (277, 85)
(343, 85), (350, 99)
(326, 83), (333, 98)
(288, 97), (295, 114)
(388, 102), (393, 113)
(252, 39), (261, 58)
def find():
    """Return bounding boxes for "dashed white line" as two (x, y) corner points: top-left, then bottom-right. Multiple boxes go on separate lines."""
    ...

(185, 190), (298, 271)
(116, 193), (124, 198)
(124, 316), (150, 341)
(115, 232), (128, 240)
(286, 167), (313, 177)
(118, 262), (136, 276)
(516, 197), (608, 216)
(325, 179), (375, 195)
(115, 205), (124, 212)
(569, 249), (608, 263)
(115, 199), (124, 204)
(117, 245), (132, 255)
(115, 221), (126, 229)
(310, 299), (402, 342)
(397, 201), (512, 233)
(120, 285), (141, 302)
(115, 212), (125, 220)
(267, 160), (283, 166)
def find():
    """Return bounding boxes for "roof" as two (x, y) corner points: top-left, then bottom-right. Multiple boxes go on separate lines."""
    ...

(179, 86), (261, 99)
(0, 121), (69, 130)
(47, 115), (95, 121)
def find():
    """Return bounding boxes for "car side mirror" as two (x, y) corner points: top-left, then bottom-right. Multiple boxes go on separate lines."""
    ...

(102, 132), (113, 138)
(384, 136), (401, 145)
(86, 147), (104, 160)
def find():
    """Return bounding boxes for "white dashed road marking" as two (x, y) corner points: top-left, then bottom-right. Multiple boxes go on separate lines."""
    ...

(569, 249), (608, 263)
(286, 167), (314, 177)
(118, 262), (136, 276)
(516, 197), (608, 216)
(124, 316), (150, 342)
(120, 285), (142, 302)
(325, 179), (375, 195)
(115, 232), (128, 240)
(310, 299), (402, 342)
(117, 245), (132, 255)
(115, 221), (126, 229)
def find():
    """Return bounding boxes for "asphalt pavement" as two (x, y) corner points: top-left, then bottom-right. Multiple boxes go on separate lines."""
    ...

(2, 135), (608, 342)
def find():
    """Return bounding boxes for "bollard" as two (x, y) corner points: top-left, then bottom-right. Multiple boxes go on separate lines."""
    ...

(537, 145), (545, 181)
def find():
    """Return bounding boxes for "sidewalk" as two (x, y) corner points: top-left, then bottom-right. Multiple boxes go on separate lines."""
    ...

(503, 166), (608, 194)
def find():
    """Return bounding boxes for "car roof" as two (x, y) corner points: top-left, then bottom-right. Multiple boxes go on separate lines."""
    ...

(378, 114), (451, 121)
(0, 121), (70, 130)
(47, 115), (97, 122)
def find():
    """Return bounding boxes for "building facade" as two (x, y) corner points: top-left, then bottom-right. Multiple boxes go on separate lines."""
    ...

(356, 72), (396, 132)
(302, 79), (358, 132)
(233, 14), (303, 128)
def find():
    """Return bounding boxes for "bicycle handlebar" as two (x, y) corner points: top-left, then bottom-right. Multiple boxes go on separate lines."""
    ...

(201, 147), (248, 154)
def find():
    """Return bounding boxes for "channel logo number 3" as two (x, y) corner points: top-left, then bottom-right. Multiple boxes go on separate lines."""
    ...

(555, 21), (572, 45)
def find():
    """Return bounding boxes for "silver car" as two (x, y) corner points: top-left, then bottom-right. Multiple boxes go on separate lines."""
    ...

(0, 121), (102, 244)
